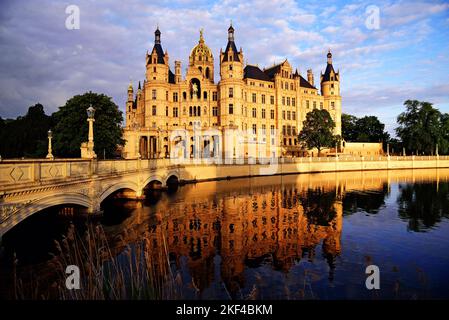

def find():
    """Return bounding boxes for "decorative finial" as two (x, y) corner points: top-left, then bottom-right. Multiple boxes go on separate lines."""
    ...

(199, 28), (204, 43)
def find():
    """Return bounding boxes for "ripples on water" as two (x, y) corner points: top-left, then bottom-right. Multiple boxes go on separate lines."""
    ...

(1, 169), (449, 300)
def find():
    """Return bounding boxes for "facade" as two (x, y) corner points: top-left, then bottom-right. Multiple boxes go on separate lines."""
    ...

(123, 25), (342, 160)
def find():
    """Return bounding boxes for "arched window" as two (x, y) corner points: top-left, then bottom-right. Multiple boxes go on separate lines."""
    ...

(194, 106), (197, 117)
(189, 106), (193, 117)
(198, 106), (201, 117)
(203, 91), (207, 100)
(205, 67), (210, 79)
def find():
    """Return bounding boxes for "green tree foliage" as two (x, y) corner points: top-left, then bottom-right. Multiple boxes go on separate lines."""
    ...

(299, 109), (340, 156)
(342, 113), (389, 143)
(396, 100), (446, 155)
(52, 92), (124, 158)
(0, 104), (52, 158)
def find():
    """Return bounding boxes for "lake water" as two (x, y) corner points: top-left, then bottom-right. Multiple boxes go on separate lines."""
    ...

(1, 169), (449, 300)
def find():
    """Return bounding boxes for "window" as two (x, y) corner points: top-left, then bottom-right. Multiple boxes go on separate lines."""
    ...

(252, 124), (257, 134)
(306, 100), (310, 108)
(153, 66), (156, 72)
(252, 108), (257, 118)
(244, 92), (247, 101)
(173, 107), (178, 117)
(152, 89), (157, 100)
(183, 92), (187, 101)
(270, 125), (275, 135)
(262, 124), (266, 135)
(292, 126), (297, 135)
(282, 111), (286, 120)
(270, 110), (275, 119)
(204, 91), (208, 100)
(229, 87), (233, 98)
(331, 101), (335, 109)
(152, 105), (157, 116)
(282, 97), (285, 105)
(292, 111), (296, 121)
(287, 97), (290, 106)
(166, 91), (168, 101)
(313, 101), (317, 109)
(213, 92), (218, 101)
(229, 104), (234, 114)
(262, 94), (266, 104)
(292, 98), (296, 106)
(166, 106), (169, 117)
(270, 95), (274, 104)
(229, 64), (233, 70)
(331, 76), (334, 81)
(252, 93), (256, 103)
(290, 83), (293, 90)
(262, 109), (266, 119)
(287, 111), (291, 120)
(331, 84), (334, 89)
(282, 125), (286, 135)
(189, 106), (193, 117)
(173, 92), (178, 102)
(320, 102), (323, 109)
(212, 106), (218, 116)
(287, 125), (291, 136)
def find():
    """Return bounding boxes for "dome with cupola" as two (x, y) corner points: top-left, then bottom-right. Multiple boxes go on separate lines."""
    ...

(189, 29), (213, 64)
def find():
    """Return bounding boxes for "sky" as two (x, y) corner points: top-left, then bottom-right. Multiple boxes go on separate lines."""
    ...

(0, 0), (448, 135)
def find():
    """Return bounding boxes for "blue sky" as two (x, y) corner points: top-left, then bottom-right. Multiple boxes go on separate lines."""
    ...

(0, 0), (448, 134)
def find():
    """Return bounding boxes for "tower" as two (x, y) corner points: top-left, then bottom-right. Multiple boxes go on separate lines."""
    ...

(320, 50), (341, 135)
(126, 81), (134, 128)
(307, 69), (314, 86)
(219, 23), (244, 131)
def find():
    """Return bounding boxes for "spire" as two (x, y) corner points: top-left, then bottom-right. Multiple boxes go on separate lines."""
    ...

(138, 81), (141, 90)
(128, 80), (133, 92)
(327, 49), (332, 64)
(155, 26), (161, 44)
(228, 22), (234, 42)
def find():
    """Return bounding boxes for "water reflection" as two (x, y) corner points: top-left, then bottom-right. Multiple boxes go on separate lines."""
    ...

(397, 181), (449, 232)
(2, 169), (449, 299)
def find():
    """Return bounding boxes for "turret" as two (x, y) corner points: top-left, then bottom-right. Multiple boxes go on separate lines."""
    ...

(146, 27), (169, 82)
(175, 60), (182, 83)
(189, 29), (214, 82)
(220, 23), (244, 80)
(307, 69), (314, 86)
(127, 81), (133, 102)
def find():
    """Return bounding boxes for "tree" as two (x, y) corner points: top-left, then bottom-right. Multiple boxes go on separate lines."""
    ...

(341, 113), (358, 141)
(0, 103), (52, 158)
(52, 92), (124, 158)
(299, 109), (339, 156)
(342, 113), (389, 143)
(396, 100), (443, 155)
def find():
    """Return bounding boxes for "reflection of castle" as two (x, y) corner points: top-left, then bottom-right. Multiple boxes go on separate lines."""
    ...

(110, 181), (343, 297)
(123, 25), (341, 159)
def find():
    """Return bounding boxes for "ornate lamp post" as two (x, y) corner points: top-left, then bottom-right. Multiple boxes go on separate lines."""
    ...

(81, 105), (97, 159)
(87, 105), (97, 159)
(46, 129), (54, 159)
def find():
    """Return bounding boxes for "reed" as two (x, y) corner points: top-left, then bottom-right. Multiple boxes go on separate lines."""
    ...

(15, 223), (182, 300)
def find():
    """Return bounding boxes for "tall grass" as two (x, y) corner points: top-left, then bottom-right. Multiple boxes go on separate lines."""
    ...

(15, 223), (182, 300)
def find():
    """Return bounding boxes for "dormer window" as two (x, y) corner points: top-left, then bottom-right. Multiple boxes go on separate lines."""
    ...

(230, 55), (233, 61)
(229, 64), (233, 71)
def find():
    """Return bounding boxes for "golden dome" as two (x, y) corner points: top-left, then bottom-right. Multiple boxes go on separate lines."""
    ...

(190, 29), (213, 61)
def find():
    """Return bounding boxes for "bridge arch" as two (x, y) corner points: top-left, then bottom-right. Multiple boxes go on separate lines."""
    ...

(1, 192), (91, 237)
(142, 174), (165, 189)
(165, 173), (180, 186)
(99, 181), (140, 203)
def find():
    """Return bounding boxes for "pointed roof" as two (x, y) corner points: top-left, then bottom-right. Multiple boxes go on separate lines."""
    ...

(263, 63), (282, 79)
(299, 75), (316, 89)
(149, 27), (165, 64)
(322, 50), (338, 82)
(222, 23), (240, 62)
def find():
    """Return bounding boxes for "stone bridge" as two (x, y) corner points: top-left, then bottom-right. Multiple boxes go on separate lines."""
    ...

(2, 155), (449, 239)
(0, 159), (183, 237)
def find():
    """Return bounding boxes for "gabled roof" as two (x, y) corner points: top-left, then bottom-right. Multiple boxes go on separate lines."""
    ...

(263, 64), (281, 79)
(299, 75), (316, 89)
(244, 65), (273, 82)
(222, 40), (240, 62)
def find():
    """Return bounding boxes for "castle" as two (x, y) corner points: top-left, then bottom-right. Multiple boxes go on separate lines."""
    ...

(123, 25), (341, 160)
